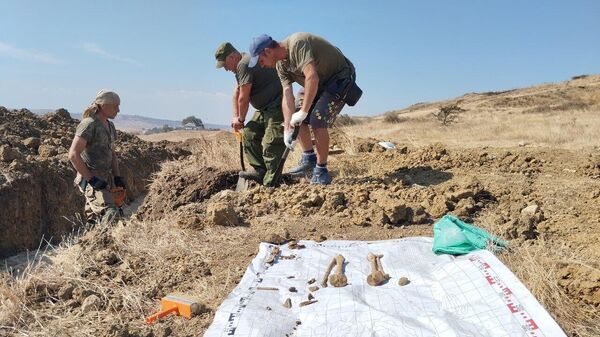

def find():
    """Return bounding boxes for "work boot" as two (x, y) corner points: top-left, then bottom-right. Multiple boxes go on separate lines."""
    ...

(310, 166), (332, 185)
(287, 153), (317, 176)
(239, 167), (266, 183)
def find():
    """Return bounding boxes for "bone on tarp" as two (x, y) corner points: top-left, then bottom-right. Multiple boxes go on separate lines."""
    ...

(367, 252), (388, 286)
(329, 254), (348, 287)
(320, 256), (337, 288)
(375, 254), (390, 281)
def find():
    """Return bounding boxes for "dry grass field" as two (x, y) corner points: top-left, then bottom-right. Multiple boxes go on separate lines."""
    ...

(343, 74), (600, 150)
(1, 74), (599, 336)
(137, 129), (225, 143)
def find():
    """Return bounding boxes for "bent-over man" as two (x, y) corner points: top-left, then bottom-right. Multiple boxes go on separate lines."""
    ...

(215, 42), (285, 186)
(248, 32), (361, 185)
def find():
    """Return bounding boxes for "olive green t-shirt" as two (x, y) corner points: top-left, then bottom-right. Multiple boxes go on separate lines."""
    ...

(276, 32), (351, 90)
(236, 53), (282, 110)
(75, 116), (117, 173)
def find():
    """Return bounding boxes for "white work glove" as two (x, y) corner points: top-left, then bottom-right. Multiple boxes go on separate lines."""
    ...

(290, 110), (309, 126)
(284, 128), (297, 150)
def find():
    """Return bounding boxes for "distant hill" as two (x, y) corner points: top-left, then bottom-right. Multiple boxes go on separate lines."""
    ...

(28, 110), (226, 132)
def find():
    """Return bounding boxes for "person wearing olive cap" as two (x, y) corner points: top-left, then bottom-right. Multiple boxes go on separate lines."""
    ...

(215, 42), (285, 186)
(68, 89), (126, 224)
(248, 33), (361, 185)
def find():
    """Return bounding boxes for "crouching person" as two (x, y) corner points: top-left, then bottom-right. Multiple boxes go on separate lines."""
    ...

(68, 90), (126, 225)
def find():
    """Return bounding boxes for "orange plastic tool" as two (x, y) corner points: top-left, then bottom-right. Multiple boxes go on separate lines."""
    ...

(145, 294), (201, 324)
(110, 187), (126, 207)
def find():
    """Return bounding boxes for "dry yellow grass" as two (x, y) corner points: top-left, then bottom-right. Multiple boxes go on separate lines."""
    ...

(138, 129), (224, 143)
(476, 209), (600, 337)
(344, 74), (600, 150)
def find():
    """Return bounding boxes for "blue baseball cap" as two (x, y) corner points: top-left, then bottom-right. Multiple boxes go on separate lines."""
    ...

(248, 34), (273, 68)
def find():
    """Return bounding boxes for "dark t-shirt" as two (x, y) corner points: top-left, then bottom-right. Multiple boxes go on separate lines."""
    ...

(75, 116), (116, 172)
(236, 53), (282, 110)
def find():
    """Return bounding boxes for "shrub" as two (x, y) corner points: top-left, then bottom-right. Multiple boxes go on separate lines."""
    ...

(571, 74), (589, 80)
(432, 103), (465, 126)
(383, 111), (402, 124)
(336, 114), (359, 126)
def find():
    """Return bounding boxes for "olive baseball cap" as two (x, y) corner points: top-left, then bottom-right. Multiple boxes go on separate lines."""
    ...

(214, 42), (237, 68)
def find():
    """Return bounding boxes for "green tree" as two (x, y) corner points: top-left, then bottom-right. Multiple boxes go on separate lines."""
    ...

(182, 116), (205, 128)
(432, 103), (465, 126)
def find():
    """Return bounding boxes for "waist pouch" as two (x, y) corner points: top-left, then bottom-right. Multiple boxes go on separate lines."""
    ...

(343, 81), (362, 106)
(324, 58), (363, 106)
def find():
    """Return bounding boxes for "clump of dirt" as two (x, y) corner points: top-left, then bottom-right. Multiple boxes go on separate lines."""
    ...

(0, 107), (190, 257)
(236, 175), (489, 228)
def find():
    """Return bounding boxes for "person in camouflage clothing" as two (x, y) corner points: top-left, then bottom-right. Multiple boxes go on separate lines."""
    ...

(215, 42), (286, 186)
(68, 90), (126, 224)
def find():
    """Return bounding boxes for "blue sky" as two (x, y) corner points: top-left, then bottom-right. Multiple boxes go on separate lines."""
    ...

(1, 1), (599, 125)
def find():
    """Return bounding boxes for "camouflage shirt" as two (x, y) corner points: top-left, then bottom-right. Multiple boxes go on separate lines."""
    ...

(75, 115), (116, 173)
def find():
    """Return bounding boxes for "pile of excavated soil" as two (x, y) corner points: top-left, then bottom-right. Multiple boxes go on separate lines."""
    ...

(0, 107), (190, 257)
(1, 135), (600, 336)
(135, 160), (238, 227)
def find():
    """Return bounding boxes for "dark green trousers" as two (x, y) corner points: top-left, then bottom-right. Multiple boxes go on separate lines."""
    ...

(243, 105), (285, 186)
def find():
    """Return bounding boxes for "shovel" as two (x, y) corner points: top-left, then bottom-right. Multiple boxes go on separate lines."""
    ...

(234, 130), (251, 192)
(269, 126), (300, 187)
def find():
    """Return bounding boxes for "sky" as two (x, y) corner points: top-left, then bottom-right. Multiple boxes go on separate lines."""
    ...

(1, 0), (599, 125)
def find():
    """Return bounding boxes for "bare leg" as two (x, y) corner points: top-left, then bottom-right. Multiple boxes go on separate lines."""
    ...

(297, 124), (313, 151)
(313, 127), (329, 164)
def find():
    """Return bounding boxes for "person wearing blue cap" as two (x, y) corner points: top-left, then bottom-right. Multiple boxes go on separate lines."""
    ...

(248, 33), (361, 185)
(215, 42), (285, 186)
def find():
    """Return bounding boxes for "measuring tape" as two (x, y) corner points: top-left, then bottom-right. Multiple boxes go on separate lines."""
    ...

(222, 245), (278, 336)
(469, 255), (545, 336)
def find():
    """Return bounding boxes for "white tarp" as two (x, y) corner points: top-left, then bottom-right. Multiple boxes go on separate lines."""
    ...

(205, 238), (565, 337)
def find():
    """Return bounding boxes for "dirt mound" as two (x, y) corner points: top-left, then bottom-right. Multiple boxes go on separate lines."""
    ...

(2, 134), (600, 336)
(135, 159), (238, 227)
(0, 107), (190, 257)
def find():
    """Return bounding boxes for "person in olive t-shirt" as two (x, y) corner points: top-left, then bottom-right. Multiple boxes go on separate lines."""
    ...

(215, 42), (285, 186)
(68, 90), (126, 224)
(248, 33), (358, 185)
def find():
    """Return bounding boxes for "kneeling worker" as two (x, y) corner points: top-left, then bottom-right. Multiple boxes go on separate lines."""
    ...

(215, 42), (285, 186)
(68, 90), (127, 224)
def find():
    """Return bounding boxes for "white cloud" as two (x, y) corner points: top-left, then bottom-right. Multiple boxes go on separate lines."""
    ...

(82, 43), (141, 66)
(0, 41), (61, 64)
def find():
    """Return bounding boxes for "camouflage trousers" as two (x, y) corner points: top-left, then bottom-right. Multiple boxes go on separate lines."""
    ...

(75, 172), (120, 225)
(243, 105), (286, 186)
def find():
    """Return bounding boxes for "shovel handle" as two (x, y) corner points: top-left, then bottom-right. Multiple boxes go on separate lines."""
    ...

(233, 130), (246, 171)
(270, 126), (300, 187)
(145, 306), (179, 324)
(233, 130), (243, 143)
